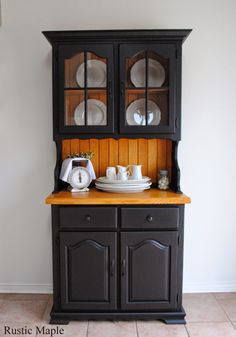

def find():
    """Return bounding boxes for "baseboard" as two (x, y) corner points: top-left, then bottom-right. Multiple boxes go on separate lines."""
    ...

(0, 282), (236, 294)
(183, 282), (236, 293)
(0, 283), (53, 293)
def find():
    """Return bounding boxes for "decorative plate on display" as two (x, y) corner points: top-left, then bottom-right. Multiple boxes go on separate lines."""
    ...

(126, 98), (161, 126)
(95, 183), (151, 193)
(69, 167), (92, 192)
(76, 60), (107, 87)
(130, 58), (165, 87)
(74, 99), (107, 126)
(96, 176), (151, 184)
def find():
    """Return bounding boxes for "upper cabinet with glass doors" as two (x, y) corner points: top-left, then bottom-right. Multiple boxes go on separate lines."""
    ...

(43, 30), (191, 140)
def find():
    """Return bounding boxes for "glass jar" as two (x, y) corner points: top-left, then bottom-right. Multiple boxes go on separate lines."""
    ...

(158, 170), (169, 190)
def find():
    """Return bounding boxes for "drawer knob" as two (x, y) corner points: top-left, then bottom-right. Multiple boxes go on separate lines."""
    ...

(85, 215), (91, 221)
(146, 215), (153, 222)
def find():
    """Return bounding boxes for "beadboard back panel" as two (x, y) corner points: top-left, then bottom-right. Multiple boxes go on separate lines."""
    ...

(62, 139), (172, 183)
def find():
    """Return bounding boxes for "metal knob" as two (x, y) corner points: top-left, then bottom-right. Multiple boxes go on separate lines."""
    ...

(146, 215), (153, 222)
(85, 215), (91, 221)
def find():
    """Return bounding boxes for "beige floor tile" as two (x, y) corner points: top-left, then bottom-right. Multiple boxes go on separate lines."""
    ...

(0, 323), (36, 337)
(3, 293), (50, 301)
(213, 293), (236, 300)
(183, 293), (228, 323)
(88, 321), (137, 337)
(37, 321), (88, 337)
(217, 298), (236, 321)
(41, 297), (53, 324)
(0, 294), (7, 300)
(186, 322), (236, 337)
(137, 320), (188, 337)
(0, 300), (47, 323)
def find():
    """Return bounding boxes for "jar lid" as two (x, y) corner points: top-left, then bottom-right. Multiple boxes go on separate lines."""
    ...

(159, 169), (168, 176)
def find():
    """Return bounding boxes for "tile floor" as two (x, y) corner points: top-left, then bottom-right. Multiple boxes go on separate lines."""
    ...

(0, 293), (236, 337)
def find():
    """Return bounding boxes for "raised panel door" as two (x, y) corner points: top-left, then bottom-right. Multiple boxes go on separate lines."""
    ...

(120, 231), (178, 310)
(60, 232), (116, 310)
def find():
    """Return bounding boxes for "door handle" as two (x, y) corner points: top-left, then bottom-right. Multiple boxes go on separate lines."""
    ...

(110, 259), (115, 276)
(121, 259), (126, 276)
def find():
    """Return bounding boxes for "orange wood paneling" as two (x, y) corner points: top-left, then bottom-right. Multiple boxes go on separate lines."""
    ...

(62, 138), (172, 183)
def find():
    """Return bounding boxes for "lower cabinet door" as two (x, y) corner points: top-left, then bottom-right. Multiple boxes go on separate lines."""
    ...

(120, 231), (178, 310)
(60, 232), (117, 310)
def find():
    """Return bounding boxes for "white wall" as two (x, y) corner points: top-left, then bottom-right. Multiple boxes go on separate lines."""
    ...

(0, 0), (236, 293)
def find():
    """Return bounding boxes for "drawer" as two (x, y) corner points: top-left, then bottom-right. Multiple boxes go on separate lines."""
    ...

(121, 207), (179, 229)
(59, 207), (117, 229)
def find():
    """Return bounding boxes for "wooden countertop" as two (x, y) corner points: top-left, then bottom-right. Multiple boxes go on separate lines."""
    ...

(45, 188), (191, 205)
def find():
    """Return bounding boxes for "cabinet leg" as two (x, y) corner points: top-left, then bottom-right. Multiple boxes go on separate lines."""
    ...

(162, 318), (186, 325)
(49, 318), (70, 325)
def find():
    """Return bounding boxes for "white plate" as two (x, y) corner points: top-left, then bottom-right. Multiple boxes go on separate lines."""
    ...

(130, 58), (165, 87)
(96, 176), (151, 184)
(74, 99), (107, 126)
(126, 98), (161, 126)
(95, 182), (152, 189)
(76, 60), (107, 87)
(95, 186), (151, 193)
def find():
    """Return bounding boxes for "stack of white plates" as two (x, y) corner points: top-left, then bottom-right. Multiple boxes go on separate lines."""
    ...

(95, 176), (152, 193)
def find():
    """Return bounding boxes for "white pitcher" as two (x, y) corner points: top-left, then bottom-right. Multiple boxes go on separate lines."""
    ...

(129, 164), (143, 180)
(116, 165), (130, 180)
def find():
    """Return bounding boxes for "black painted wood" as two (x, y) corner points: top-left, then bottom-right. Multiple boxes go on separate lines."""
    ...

(59, 206), (117, 229)
(121, 207), (179, 229)
(50, 308), (186, 324)
(120, 231), (178, 310)
(60, 231), (117, 310)
(50, 204), (185, 324)
(45, 29), (191, 325)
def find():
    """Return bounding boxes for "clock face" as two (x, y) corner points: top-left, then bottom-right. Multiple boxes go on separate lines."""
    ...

(69, 167), (92, 189)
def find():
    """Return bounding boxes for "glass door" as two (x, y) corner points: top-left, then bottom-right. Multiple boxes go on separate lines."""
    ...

(58, 44), (114, 134)
(119, 44), (176, 134)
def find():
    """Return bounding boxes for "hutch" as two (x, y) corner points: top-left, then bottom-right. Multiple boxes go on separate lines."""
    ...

(44, 29), (191, 324)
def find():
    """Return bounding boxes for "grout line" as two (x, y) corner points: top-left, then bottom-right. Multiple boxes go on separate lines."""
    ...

(212, 292), (234, 323)
(184, 324), (191, 337)
(86, 320), (89, 337)
(135, 321), (139, 337)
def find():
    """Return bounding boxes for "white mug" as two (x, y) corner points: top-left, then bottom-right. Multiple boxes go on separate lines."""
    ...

(106, 167), (116, 180)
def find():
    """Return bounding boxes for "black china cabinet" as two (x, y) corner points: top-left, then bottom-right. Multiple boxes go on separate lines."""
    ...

(44, 29), (191, 325)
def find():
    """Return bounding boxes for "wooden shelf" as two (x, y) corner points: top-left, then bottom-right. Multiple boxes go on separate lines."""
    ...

(45, 188), (191, 205)
(125, 87), (169, 93)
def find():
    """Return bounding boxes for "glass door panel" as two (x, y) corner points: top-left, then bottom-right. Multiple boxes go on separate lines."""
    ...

(87, 90), (107, 126)
(65, 90), (84, 126)
(125, 90), (146, 126)
(126, 51), (145, 88)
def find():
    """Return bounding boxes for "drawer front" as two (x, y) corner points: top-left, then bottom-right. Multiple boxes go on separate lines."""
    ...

(121, 207), (179, 229)
(59, 207), (117, 229)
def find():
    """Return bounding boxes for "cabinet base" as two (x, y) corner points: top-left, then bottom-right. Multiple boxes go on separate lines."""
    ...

(50, 308), (186, 325)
